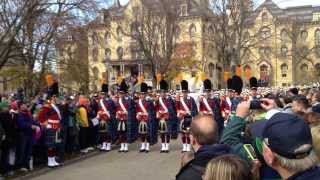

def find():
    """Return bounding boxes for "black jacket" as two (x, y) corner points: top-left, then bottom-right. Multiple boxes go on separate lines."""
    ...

(176, 144), (230, 180)
(288, 167), (320, 180)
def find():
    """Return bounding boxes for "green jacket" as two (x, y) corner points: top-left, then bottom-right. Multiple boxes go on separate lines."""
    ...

(221, 115), (281, 180)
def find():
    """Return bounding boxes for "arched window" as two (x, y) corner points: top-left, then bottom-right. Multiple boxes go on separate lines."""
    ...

(104, 32), (110, 46)
(175, 25), (181, 39)
(189, 24), (197, 38)
(315, 29), (320, 46)
(244, 31), (250, 41)
(315, 63), (320, 73)
(92, 47), (98, 62)
(116, 26), (123, 41)
(280, 45), (288, 58)
(260, 27), (271, 40)
(105, 48), (111, 60)
(260, 64), (269, 81)
(208, 25), (214, 34)
(117, 47), (124, 59)
(92, 67), (99, 78)
(262, 12), (268, 23)
(280, 29), (288, 41)
(281, 63), (288, 78)
(301, 63), (308, 72)
(67, 46), (72, 59)
(208, 63), (214, 77)
(300, 30), (308, 41)
(92, 31), (98, 46)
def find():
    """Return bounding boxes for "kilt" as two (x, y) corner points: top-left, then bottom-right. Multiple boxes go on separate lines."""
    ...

(45, 129), (61, 148)
(99, 121), (109, 133)
(180, 115), (192, 133)
(138, 121), (148, 135)
(117, 121), (127, 132)
(159, 119), (168, 134)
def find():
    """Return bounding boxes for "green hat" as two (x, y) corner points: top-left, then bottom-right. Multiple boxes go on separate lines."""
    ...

(0, 101), (9, 110)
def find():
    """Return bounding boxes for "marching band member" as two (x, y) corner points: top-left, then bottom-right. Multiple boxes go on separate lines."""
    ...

(115, 80), (136, 153)
(176, 80), (198, 152)
(135, 83), (157, 153)
(155, 80), (177, 153)
(38, 94), (62, 168)
(198, 79), (224, 135)
(97, 84), (116, 152)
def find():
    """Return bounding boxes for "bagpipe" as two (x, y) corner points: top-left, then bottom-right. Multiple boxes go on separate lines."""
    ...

(136, 112), (149, 122)
(116, 111), (128, 121)
(156, 111), (169, 121)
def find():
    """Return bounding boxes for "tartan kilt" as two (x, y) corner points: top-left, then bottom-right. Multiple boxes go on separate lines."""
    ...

(159, 119), (169, 134)
(45, 129), (61, 148)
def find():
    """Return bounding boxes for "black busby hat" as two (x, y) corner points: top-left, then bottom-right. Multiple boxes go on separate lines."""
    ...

(119, 79), (128, 93)
(181, 80), (189, 92)
(227, 78), (232, 90)
(249, 77), (258, 90)
(101, 83), (108, 94)
(231, 75), (243, 95)
(140, 82), (148, 93)
(203, 79), (212, 91)
(47, 82), (59, 99)
(160, 80), (169, 91)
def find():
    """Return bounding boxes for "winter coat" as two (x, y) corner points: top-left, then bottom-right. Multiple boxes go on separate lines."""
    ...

(176, 144), (230, 180)
(287, 167), (320, 180)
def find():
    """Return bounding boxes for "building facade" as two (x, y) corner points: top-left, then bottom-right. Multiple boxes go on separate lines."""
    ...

(87, 0), (223, 91)
(242, 0), (320, 87)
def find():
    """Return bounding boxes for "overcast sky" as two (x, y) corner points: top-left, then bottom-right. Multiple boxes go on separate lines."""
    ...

(113, 0), (320, 8)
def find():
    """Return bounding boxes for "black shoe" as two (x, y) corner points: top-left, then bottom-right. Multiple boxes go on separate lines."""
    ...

(140, 149), (145, 153)
(160, 150), (165, 153)
(145, 150), (149, 153)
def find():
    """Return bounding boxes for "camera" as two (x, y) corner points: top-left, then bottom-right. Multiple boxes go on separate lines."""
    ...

(250, 100), (262, 110)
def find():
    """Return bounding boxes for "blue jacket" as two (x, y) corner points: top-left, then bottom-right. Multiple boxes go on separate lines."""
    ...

(288, 167), (320, 180)
(17, 111), (38, 136)
(176, 144), (230, 180)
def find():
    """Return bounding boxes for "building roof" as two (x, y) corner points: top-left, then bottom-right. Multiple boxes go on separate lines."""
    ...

(246, 0), (320, 24)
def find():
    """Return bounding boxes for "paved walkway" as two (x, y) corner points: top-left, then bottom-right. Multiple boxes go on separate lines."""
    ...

(29, 140), (182, 180)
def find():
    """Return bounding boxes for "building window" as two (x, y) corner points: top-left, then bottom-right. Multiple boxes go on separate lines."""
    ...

(313, 12), (320, 21)
(280, 29), (288, 42)
(301, 63), (308, 72)
(243, 31), (250, 41)
(92, 32), (98, 46)
(105, 48), (111, 60)
(315, 63), (320, 75)
(180, 4), (188, 16)
(262, 12), (268, 23)
(280, 45), (288, 58)
(316, 47), (320, 58)
(117, 26), (123, 41)
(189, 24), (196, 38)
(208, 25), (214, 34)
(208, 63), (214, 77)
(104, 32), (110, 46)
(300, 30), (308, 41)
(281, 63), (288, 78)
(259, 47), (271, 58)
(260, 27), (271, 40)
(117, 47), (124, 59)
(92, 47), (98, 62)
(67, 35), (73, 41)
(315, 29), (320, 46)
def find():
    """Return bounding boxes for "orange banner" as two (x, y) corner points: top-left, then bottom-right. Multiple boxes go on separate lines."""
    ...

(236, 66), (242, 77)
(245, 69), (251, 80)
(138, 75), (145, 84)
(45, 74), (54, 87)
(224, 71), (230, 82)
(156, 73), (161, 84)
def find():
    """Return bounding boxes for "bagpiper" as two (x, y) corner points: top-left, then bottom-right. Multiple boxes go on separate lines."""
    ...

(199, 79), (224, 135)
(97, 83), (116, 152)
(37, 81), (61, 168)
(155, 80), (178, 153)
(135, 82), (157, 153)
(115, 80), (137, 152)
(176, 80), (198, 152)
(249, 77), (259, 101)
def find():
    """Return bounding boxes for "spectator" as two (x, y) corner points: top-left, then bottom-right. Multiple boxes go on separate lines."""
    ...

(176, 115), (230, 180)
(77, 97), (90, 154)
(254, 101), (320, 179)
(16, 102), (39, 172)
(311, 92), (320, 114)
(0, 101), (19, 176)
(280, 96), (294, 114)
(203, 154), (252, 180)
(181, 152), (194, 168)
(288, 88), (299, 97)
(222, 100), (281, 180)
(292, 95), (310, 114)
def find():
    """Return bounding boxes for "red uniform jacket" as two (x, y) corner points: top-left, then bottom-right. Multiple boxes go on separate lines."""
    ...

(135, 99), (149, 122)
(37, 103), (61, 130)
(155, 96), (170, 121)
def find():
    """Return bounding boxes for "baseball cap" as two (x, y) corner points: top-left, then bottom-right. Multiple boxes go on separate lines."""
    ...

(251, 113), (313, 159)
